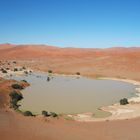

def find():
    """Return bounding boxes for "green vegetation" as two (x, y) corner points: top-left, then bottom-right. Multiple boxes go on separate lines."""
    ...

(48, 70), (53, 73)
(22, 66), (26, 69)
(47, 77), (50, 81)
(11, 84), (24, 90)
(24, 71), (28, 74)
(22, 80), (27, 83)
(9, 91), (23, 110)
(42, 111), (58, 117)
(76, 72), (80, 75)
(1, 69), (7, 73)
(14, 68), (18, 72)
(120, 98), (129, 105)
(23, 111), (34, 116)
(13, 61), (16, 64)
(42, 110), (50, 117)
(50, 112), (58, 117)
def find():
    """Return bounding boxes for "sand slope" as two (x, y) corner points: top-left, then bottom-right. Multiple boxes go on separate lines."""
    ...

(1, 110), (140, 140)
(0, 44), (140, 80)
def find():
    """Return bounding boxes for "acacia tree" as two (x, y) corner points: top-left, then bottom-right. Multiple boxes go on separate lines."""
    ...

(120, 98), (129, 105)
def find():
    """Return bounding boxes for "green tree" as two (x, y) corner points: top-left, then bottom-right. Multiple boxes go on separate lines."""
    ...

(23, 111), (34, 116)
(11, 84), (24, 89)
(120, 98), (129, 105)
(42, 110), (50, 117)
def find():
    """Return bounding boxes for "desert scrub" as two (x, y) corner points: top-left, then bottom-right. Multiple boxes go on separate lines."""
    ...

(42, 110), (50, 117)
(1, 68), (7, 73)
(120, 98), (129, 105)
(14, 68), (18, 72)
(47, 77), (50, 81)
(23, 111), (34, 116)
(50, 112), (58, 117)
(9, 90), (23, 110)
(22, 66), (26, 69)
(48, 70), (53, 73)
(24, 71), (28, 74)
(21, 80), (27, 83)
(11, 84), (24, 90)
(76, 72), (80, 75)
(42, 111), (58, 117)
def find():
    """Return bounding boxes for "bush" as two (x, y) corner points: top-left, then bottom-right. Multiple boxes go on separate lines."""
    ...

(2, 70), (7, 73)
(22, 66), (26, 69)
(1, 68), (7, 73)
(23, 111), (34, 116)
(9, 91), (23, 101)
(47, 77), (50, 81)
(14, 68), (18, 72)
(22, 80), (27, 83)
(48, 70), (52, 73)
(120, 98), (129, 105)
(11, 84), (24, 89)
(10, 99), (20, 110)
(9, 91), (23, 110)
(50, 112), (58, 117)
(29, 70), (32, 73)
(76, 72), (80, 75)
(24, 71), (28, 74)
(42, 110), (50, 117)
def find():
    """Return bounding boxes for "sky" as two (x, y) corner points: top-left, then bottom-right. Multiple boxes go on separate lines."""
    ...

(0, 0), (140, 48)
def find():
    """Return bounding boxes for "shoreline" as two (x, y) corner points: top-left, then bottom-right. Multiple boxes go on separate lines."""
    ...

(1, 68), (140, 122)
(18, 71), (140, 122)
(70, 77), (140, 122)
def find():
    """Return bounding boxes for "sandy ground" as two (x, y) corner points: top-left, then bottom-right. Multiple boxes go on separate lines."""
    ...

(1, 109), (140, 140)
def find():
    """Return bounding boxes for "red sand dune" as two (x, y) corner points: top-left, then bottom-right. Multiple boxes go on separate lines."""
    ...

(0, 44), (140, 80)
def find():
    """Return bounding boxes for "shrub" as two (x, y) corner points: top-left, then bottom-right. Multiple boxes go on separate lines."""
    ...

(50, 112), (58, 117)
(76, 72), (80, 75)
(48, 70), (52, 73)
(23, 111), (34, 116)
(22, 80), (27, 83)
(29, 70), (32, 73)
(120, 98), (129, 105)
(1, 69), (7, 73)
(9, 91), (23, 101)
(47, 77), (50, 81)
(14, 68), (18, 71)
(9, 91), (23, 110)
(24, 71), (28, 74)
(42, 110), (50, 117)
(10, 99), (20, 110)
(22, 66), (26, 69)
(11, 84), (24, 89)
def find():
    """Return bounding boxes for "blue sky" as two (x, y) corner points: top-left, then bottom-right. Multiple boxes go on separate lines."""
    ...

(0, 0), (140, 48)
